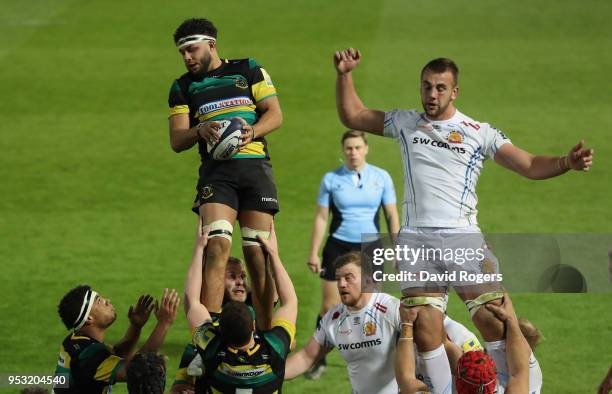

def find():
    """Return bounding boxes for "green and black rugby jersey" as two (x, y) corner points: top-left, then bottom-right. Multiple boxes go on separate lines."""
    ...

(168, 58), (277, 161)
(172, 306), (257, 390)
(53, 334), (123, 394)
(192, 318), (296, 394)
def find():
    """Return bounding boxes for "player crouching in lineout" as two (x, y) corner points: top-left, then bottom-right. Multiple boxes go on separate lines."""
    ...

(333, 47), (593, 393)
(168, 18), (283, 327)
(286, 252), (484, 394)
(184, 219), (297, 393)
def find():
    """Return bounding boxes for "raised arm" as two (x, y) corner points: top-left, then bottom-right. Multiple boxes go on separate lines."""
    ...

(486, 295), (530, 394)
(285, 337), (330, 380)
(494, 140), (593, 180)
(112, 294), (154, 358)
(334, 48), (385, 135)
(395, 305), (430, 394)
(184, 220), (212, 329)
(257, 223), (298, 325)
(115, 288), (179, 382)
(307, 205), (329, 274)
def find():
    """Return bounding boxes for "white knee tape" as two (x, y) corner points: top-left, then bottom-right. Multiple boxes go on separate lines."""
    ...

(207, 220), (233, 242)
(401, 296), (448, 314)
(464, 291), (504, 318)
(241, 227), (270, 247)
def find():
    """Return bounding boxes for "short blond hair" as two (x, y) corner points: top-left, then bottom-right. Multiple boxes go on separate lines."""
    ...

(518, 318), (542, 351)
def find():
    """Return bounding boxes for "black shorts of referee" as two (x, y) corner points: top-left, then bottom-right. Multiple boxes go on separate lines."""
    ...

(320, 236), (383, 281)
(192, 159), (279, 215)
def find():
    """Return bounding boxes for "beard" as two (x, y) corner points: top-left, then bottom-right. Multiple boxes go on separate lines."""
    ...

(189, 52), (213, 75)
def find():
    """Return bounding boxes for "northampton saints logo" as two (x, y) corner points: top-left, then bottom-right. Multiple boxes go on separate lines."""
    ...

(201, 185), (213, 200)
(235, 77), (248, 89)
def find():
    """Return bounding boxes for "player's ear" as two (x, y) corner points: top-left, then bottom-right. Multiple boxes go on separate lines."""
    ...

(451, 85), (459, 101)
(84, 315), (95, 327)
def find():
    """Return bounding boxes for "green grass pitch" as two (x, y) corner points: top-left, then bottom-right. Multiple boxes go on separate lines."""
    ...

(1, 0), (611, 392)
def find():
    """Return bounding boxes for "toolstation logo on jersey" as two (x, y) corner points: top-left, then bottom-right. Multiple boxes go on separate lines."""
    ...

(198, 96), (253, 116)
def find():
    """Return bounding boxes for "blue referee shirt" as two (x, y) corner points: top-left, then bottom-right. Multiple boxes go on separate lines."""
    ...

(317, 164), (397, 243)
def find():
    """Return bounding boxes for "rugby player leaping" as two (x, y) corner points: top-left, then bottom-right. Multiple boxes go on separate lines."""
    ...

(334, 48), (593, 393)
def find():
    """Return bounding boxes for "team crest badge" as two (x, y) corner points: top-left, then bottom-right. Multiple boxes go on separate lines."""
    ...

(363, 321), (377, 336)
(234, 77), (248, 89)
(447, 130), (463, 144)
(481, 259), (496, 274)
(201, 185), (213, 200)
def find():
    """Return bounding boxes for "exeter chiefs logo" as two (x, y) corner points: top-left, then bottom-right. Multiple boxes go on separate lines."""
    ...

(481, 259), (496, 274)
(447, 130), (463, 144)
(363, 321), (377, 336)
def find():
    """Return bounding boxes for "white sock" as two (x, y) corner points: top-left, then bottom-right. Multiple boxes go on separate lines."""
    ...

(485, 340), (509, 387)
(418, 344), (452, 394)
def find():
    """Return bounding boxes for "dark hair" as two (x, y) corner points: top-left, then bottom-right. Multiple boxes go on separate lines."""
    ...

(126, 352), (166, 394)
(334, 251), (373, 278)
(219, 301), (253, 346)
(227, 256), (243, 267)
(421, 58), (459, 86)
(173, 18), (218, 44)
(58, 285), (91, 330)
(341, 130), (367, 145)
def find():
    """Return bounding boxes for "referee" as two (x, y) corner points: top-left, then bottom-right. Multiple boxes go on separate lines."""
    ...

(305, 130), (399, 379)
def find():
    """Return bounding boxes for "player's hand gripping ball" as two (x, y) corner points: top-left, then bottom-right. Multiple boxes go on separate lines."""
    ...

(207, 118), (244, 160)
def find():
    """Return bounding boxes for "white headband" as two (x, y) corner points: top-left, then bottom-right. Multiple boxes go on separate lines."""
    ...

(176, 34), (216, 50)
(73, 289), (98, 331)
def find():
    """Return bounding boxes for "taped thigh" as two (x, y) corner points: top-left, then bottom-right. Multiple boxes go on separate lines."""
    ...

(464, 291), (504, 318)
(241, 227), (270, 247)
(401, 295), (448, 314)
(207, 219), (233, 242)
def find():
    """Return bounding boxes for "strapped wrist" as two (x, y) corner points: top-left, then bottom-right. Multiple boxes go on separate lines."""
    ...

(558, 155), (570, 171)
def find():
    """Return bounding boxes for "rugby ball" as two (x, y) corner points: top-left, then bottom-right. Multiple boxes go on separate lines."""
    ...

(207, 118), (243, 160)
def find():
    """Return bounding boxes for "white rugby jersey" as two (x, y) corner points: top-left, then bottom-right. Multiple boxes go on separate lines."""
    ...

(443, 316), (483, 352)
(383, 109), (512, 228)
(494, 353), (541, 394)
(313, 292), (401, 394)
(528, 352), (543, 394)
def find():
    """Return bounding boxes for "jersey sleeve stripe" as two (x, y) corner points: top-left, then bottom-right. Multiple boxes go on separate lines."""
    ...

(94, 355), (122, 382)
(398, 131), (417, 226)
(271, 318), (296, 344)
(169, 105), (190, 117)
